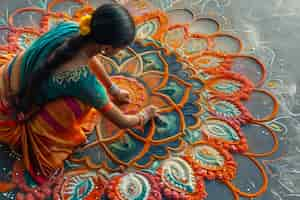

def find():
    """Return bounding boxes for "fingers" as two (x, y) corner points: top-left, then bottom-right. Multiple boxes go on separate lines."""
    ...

(124, 92), (130, 102)
(123, 96), (131, 104)
(115, 89), (131, 104)
(122, 93), (131, 104)
(144, 105), (160, 118)
(137, 105), (161, 126)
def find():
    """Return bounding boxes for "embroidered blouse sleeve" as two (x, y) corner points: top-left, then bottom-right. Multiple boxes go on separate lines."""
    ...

(76, 69), (111, 110)
(79, 75), (111, 109)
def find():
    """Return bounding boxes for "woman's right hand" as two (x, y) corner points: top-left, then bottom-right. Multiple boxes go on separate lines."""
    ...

(138, 105), (159, 126)
(99, 102), (159, 129)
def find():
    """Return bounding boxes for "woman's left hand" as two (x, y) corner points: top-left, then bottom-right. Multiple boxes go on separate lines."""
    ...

(114, 88), (131, 104)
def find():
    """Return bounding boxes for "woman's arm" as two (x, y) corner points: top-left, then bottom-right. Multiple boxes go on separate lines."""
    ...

(89, 56), (113, 89)
(88, 56), (130, 104)
(99, 102), (140, 128)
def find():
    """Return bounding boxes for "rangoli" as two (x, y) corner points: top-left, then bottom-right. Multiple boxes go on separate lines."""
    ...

(0, 0), (281, 199)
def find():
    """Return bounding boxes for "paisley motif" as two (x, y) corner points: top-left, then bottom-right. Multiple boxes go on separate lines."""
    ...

(203, 72), (255, 100)
(184, 142), (237, 181)
(61, 173), (106, 200)
(189, 51), (232, 73)
(207, 98), (252, 124)
(202, 119), (240, 142)
(106, 172), (161, 200)
(158, 157), (207, 200)
(210, 99), (241, 117)
(161, 157), (196, 193)
(63, 177), (94, 200)
(201, 118), (248, 152)
(212, 80), (241, 94)
(191, 145), (225, 169)
(120, 173), (151, 199)
(136, 19), (159, 39)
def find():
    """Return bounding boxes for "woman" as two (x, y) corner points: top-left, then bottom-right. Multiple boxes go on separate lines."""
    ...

(0, 3), (158, 184)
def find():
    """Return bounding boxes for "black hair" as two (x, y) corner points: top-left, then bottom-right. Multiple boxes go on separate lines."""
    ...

(16, 3), (136, 114)
(90, 4), (136, 48)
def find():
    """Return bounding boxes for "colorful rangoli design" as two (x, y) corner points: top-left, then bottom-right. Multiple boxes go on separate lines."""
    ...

(0, 0), (281, 199)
